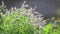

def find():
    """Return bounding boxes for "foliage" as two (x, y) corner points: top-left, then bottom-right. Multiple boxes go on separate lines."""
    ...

(0, 9), (39, 34)
(0, 1), (60, 34)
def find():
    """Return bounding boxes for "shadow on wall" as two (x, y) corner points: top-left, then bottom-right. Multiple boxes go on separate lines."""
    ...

(0, 0), (59, 19)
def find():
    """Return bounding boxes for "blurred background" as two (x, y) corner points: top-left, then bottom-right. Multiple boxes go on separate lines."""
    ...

(0, 0), (60, 19)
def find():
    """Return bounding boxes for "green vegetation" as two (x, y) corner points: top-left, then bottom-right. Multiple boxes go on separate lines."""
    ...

(0, 1), (60, 34)
(0, 8), (38, 34)
(0, 12), (37, 34)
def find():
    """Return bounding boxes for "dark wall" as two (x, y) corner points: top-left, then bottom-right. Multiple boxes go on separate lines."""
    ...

(0, 0), (60, 18)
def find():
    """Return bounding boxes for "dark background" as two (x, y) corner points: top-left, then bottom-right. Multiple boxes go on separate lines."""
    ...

(0, 0), (60, 19)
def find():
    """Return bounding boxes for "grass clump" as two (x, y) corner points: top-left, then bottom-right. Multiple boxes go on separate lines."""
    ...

(0, 9), (39, 34)
(0, 1), (60, 34)
(0, 2), (38, 34)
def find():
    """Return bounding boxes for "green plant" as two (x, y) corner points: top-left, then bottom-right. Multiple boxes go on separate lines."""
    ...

(42, 22), (60, 34)
(0, 8), (39, 34)
(0, 1), (39, 34)
(0, 1), (60, 34)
